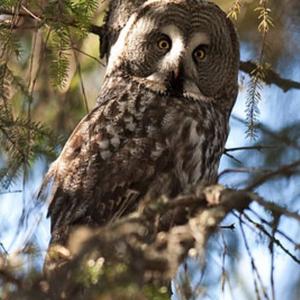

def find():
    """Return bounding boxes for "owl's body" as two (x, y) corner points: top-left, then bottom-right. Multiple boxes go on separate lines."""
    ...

(43, 0), (240, 246)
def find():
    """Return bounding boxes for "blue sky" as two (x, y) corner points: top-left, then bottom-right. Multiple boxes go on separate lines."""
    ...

(0, 41), (299, 299)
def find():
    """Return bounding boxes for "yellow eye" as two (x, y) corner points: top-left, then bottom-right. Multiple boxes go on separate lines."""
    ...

(193, 47), (207, 61)
(157, 38), (171, 51)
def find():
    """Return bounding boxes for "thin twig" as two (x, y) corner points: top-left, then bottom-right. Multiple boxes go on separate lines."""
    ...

(70, 46), (105, 66)
(218, 167), (270, 179)
(0, 190), (22, 195)
(20, 5), (41, 21)
(0, 7), (103, 37)
(223, 152), (242, 164)
(221, 233), (228, 294)
(269, 213), (279, 300)
(239, 214), (269, 300)
(0, 242), (8, 255)
(241, 211), (300, 264)
(249, 208), (299, 247)
(72, 47), (89, 113)
(246, 160), (300, 190)
(225, 145), (276, 152)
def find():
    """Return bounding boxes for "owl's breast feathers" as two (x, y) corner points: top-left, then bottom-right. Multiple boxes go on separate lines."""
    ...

(41, 79), (229, 245)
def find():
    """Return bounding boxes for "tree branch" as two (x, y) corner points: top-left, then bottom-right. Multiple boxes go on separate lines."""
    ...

(43, 186), (253, 298)
(1, 186), (299, 299)
(245, 159), (300, 190)
(240, 61), (300, 92)
(1, 7), (300, 93)
(41, 185), (299, 299)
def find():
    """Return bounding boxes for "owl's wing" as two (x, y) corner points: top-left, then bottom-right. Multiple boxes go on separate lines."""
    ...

(40, 104), (171, 245)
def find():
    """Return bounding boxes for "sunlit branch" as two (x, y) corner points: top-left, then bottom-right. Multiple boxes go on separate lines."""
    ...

(0, 8), (104, 35)
(0, 269), (23, 288)
(68, 46), (105, 66)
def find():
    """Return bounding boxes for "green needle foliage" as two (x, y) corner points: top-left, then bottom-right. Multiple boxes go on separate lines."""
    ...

(0, 0), (99, 188)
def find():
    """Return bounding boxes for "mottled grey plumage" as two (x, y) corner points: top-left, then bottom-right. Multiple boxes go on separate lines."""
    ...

(42, 0), (240, 246)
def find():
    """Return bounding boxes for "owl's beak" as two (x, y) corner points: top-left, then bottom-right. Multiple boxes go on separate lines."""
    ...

(172, 68), (180, 81)
(172, 60), (184, 81)
(168, 63), (184, 95)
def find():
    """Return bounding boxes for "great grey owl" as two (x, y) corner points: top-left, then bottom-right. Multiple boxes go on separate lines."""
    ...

(42, 0), (240, 247)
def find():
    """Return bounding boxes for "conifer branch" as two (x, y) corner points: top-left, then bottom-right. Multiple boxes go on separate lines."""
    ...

(240, 61), (300, 92)
(2, 7), (299, 94)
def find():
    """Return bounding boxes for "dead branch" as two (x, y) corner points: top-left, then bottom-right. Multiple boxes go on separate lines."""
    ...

(42, 186), (253, 298)
(42, 185), (299, 299)
(0, 185), (298, 299)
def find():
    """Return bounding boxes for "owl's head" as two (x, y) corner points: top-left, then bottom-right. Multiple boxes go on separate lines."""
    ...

(105, 0), (239, 103)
